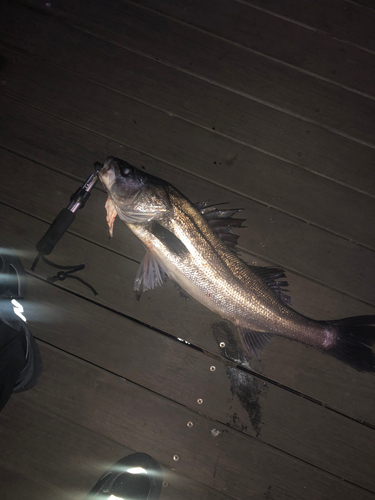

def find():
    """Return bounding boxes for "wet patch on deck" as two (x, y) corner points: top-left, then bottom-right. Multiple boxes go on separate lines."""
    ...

(212, 321), (267, 437)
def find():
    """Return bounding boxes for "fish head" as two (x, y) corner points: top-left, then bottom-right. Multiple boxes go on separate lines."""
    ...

(97, 156), (171, 224)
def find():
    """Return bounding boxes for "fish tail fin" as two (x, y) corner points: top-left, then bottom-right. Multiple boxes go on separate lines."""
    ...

(325, 315), (375, 372)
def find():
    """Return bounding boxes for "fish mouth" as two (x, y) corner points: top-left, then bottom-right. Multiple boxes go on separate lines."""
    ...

(96, 156), (119, 191)
(96, 156), (117, 175)
(96, 156), (138, 188)
(94, 161), (103, 172)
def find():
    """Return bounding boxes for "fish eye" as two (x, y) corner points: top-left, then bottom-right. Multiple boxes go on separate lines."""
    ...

(120, 165), (133, 176)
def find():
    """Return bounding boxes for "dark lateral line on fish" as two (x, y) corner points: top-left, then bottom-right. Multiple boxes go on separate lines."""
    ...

(27, 270), (375, 433)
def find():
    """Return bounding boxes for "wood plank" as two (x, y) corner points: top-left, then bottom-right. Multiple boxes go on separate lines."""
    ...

(15, 0), (375, 144)
(0, 400), (233, 500)
(1, 84), (374, 302)
(1, 203), (375, 427)
(1, 3), (374, 200)
(1, 342), (373, 500)
(239, 0), (375, 52)
(133, 0), (375, 97)
(351, 0), (375, 9)
(22, 274), (375, 491)
(0, 1), (373, 497)
(1, 140), (374, 318)
(0, 467), (69, 500)
(2, 138), (374, 318)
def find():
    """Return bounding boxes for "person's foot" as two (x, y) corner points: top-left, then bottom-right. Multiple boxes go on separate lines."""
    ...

(85, 453), (162, 499)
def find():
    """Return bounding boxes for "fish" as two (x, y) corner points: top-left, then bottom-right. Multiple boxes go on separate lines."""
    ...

(97, 156), (375, 372)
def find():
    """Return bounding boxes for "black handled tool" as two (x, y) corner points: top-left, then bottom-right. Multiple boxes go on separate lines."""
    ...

(36, 172), (98, 256)
(30, 166), (102, 297)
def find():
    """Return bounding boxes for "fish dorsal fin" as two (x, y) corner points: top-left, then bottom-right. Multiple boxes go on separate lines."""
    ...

(196, 201), (245, 251)
(248, 265), (291, 305)
(134, 250), (167, 296)
(238, 327), (274, 359)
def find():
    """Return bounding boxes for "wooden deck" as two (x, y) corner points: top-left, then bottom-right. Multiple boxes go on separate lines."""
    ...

(1, 0), (375, 498)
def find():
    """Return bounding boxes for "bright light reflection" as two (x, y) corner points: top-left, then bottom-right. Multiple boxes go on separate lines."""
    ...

(11, 299), (27, 323)
(8, 302), (65, 324)
(0, 248), (34, 258)
(127, 467), (147, 474)
(0, 272), (18, 280)
(109, 496), (124, 500)
(177, 338), (190, 344)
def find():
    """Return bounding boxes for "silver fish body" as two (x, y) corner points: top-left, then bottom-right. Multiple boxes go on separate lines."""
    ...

(98, 157), (375, 371)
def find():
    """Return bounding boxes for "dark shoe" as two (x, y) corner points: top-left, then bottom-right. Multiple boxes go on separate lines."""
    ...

(0, 248), (42, 403)
(85, 453), (162, 499)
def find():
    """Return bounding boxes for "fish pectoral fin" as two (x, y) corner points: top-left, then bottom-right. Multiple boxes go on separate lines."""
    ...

(123, 210), (161, 224)
(238, 327), (274, 360)
(150, 222), (189, 257)
(134, 250), (167, 296)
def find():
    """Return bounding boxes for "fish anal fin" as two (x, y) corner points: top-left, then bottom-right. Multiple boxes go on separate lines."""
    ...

(248, 265), (291, 305)
(238, 327), (274, 359)
(134, 250), (167, 295)
(105, 197), (118, 238)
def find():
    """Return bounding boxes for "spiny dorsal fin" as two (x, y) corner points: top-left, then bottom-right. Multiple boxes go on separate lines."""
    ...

(248, 265), (291, 305)
(196, 201), (245, 251)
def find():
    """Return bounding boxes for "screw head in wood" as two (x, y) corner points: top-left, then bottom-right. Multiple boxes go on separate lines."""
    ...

(187, 421), (193, 427)
(173, 455), (179, 461)
(197, 398), (203, 404)
(219, 342), (225, 348)
(210, 366), (216, 371)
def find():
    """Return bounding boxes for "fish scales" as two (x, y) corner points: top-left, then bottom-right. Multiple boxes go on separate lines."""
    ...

(147, 184), (325, 346)
(97, 157), (375, 372)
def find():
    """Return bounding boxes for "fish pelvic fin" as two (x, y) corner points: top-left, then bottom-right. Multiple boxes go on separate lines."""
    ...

(134, 250), (167, 297)
(323, 315), (375, 372)
(238, 326), (274, 360)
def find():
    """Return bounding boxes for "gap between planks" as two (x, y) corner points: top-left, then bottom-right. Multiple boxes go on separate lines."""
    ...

(68, 25), (375, 151)
(126, 0), (375, 98)
(7, 1), (375, 149)
(1, 143), (374, 306)
(235, 0), (375, 54)
(2, 191), (375, 309)
(1, 202), (374, 427)
(28, 334), (375, 495)
(1, 5), (374, 196)
(25, 269), (375, 432)
(1, 92), (375, 254)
